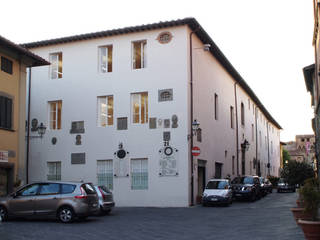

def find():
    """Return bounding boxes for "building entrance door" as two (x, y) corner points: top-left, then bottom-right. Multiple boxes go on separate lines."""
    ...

(215, 162), (223, 178)
(0, 168), (8, 196)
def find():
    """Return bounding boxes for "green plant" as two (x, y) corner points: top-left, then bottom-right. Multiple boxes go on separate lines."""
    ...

(300, 178), (320, 221)
(268, 176), (280, 187)
(281, 161), (314, 186)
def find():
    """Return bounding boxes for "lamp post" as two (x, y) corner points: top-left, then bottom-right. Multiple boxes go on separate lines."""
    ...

(241, 139), (250, 175)
(26, 121), (46, 184)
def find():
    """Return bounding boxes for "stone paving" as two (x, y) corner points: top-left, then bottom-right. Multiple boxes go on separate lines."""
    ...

(0, 191), (304, 240)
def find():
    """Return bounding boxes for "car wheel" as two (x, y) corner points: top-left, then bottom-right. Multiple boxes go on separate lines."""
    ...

(0, 206), (8, 222)
(58, 207), (74, 223)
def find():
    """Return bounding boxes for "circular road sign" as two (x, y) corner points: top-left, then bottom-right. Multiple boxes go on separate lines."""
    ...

(192, 146), (200, 156)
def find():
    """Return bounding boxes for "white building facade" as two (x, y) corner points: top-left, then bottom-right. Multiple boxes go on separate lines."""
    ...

(23, 18), (281, 207)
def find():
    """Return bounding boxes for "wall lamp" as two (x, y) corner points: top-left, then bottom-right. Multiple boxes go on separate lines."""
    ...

(28, 122), (47, 138)
(241, 139), (250, 151)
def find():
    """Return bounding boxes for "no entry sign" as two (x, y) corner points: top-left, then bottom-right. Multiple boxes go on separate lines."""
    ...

(192, 146), (200, 156)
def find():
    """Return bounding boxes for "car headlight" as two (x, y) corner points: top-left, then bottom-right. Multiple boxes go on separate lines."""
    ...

(203, 193), (208, 197)
(278, 183), (285, 186)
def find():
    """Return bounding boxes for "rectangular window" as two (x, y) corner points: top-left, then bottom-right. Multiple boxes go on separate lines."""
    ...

(1, 56), (13, 74)
(232, 156), (235, 175)
(131, 92), (148, 124)
(99, 45), (113, 73)
(132, 40), (146, 69)
(97, 96), (114, 127)
(214, 93), (218, 120)
(50, 52), (63, 79)
(49, 100), (62, 130)
(0, 96), (12, 130)
(259, 131), (262, 147)
(241, 102), (245, 126)
(47, 162), (61, 180)
(97, 160), (113, 190)
(230, 106), (234, 129)
(251, 124), (254, 141)
(131, 158), (148, 190)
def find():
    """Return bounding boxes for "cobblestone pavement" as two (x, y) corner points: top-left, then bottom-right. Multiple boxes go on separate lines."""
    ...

(0, 191), (303, 240)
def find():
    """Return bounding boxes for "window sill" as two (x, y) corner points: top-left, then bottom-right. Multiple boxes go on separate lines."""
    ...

(0, 127), (15, 132)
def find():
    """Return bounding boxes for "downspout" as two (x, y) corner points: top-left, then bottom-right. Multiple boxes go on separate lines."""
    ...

(255, 106), (258, 176)
(267, 122), (270, 176)
(189, 28), (199, 206)
(234, 83), (239, 176)
(26, 67), (31, 184)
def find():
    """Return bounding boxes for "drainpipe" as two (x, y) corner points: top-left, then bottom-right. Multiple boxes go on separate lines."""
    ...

(267, 122), (270, 176)
(189, 28), (199, 206)
(234, 83), (239, 176)
(255, 106), (258, 176)
(26, 67), (31, 184)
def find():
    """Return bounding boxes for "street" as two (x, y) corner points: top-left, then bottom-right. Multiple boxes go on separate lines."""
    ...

(0, 191), (303, 240)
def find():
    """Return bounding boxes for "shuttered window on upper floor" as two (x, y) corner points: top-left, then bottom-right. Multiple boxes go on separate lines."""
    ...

(1, 56), (13, 75)
(0, 96), (13, 130)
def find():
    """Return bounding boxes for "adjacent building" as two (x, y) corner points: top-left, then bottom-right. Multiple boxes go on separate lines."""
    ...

(0, 36), (49, 196)
(22, 18), (281, 206)
(303, 0), (320, 178)
(283, 135), (316, 168)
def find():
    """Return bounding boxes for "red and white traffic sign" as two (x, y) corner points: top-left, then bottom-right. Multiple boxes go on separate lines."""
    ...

(192, 146), (200, 156)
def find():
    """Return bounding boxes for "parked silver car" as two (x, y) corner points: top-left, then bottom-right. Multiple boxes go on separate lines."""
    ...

(94, 185), (115, 214)
(0, 181), (99, 223)
(202, 179), (233, 206)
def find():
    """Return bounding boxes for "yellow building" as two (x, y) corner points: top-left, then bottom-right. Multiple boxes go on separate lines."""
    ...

(0, 35), (48, 196)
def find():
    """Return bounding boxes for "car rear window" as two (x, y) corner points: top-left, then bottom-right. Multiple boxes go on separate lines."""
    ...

(81, 183), (96, 194)
(206, 181), (228, 189)
(99, 185), (111, 194)
(232, 177), (253, 184)
(61, 184), (76, 194)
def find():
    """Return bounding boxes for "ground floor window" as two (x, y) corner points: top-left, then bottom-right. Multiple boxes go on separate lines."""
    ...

(131, 158), (148, 190)
(97, 160), (113, 190)
(47, 162), (61, 180)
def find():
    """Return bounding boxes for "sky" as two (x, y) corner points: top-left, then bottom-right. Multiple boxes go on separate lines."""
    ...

(1, 0), (315, 142)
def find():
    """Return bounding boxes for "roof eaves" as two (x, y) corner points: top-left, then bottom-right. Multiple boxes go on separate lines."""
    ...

(0, 35), (49, 67)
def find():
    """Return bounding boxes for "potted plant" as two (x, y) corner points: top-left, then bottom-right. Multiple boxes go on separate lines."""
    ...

(298, 178), (320, 240)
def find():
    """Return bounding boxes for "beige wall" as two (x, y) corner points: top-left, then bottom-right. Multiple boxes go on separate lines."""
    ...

(0, 52), (27, 186)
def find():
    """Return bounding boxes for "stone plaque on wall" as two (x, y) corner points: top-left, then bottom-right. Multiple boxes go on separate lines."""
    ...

(117, 117), (128, 130)
(163, 131), (171, 141)
(158, 89), (173, 102)
(71, 153), (85, 164)
(70, 121), (85, 134)
(149, 118), (157, 129)
(164, 119), (170, 128)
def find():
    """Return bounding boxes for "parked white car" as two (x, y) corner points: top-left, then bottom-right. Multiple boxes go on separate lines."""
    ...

(202, 179), (233, 206)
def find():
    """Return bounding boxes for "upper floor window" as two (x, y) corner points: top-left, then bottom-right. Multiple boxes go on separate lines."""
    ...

(49, 100), (62, 130)
(1, 56), (13, 75)
(0, 96), (13, 130)
(241, 102), (245, 126)
(98, 45), (113, 73)
(132, 40), (146, 69)
(230, 106), (234, 129)
(50, 52), (62, 79)
(131, 92), (148, 124)
(97, 96), (114, 127)
(214, 93), (218, 120)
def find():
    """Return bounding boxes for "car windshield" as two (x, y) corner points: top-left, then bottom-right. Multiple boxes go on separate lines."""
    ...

(206, 181), (228, 189)
(278, 178), (285, 184)
(232, 177), (253, 184)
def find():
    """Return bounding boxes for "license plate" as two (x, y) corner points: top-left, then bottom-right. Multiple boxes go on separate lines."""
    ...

(211, 198), (217, 201)
(92, 203), (97, 207)
(235, 194), (242, 197)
